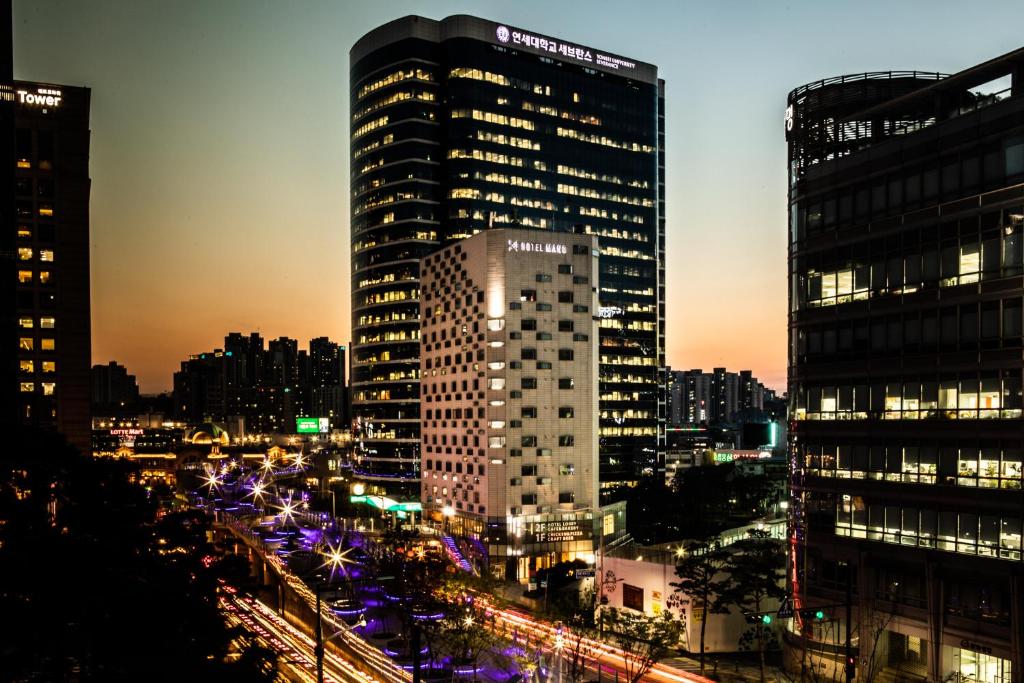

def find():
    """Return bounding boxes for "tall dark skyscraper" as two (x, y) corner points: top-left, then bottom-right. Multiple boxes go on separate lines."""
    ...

(14, 79), (91, 452)
(787, 52), (1024, 682)
(350, 15), (664, 498)
(2, 0), (15, 428)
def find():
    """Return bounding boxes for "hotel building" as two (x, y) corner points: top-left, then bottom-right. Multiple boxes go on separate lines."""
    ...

(14, 80), (91, 452)
(787, 50), (1024, 682)
(349, 15), (664, 499)
(420, 228), (599, 579)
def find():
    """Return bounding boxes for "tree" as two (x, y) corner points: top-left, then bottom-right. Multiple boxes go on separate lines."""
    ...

(670, 536), (729, 676)
(717, 529), (786, 683)
(436, 595), (501, 681)
(559, 612), (599, 683)
(0, 428), (277, 680)
(600, 607), (682, 683)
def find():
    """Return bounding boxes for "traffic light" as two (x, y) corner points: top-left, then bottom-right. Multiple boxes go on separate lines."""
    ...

(798, 607), (827, 621)
(845, 655), (856, 679)
(744, 612), (773, 625)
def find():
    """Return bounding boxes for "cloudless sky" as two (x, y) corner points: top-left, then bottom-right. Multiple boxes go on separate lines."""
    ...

(12, 0), (1024, 393)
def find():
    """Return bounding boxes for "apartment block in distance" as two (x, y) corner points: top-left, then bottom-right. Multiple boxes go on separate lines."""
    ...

(420, 227), (599, 580)
(787, 50), (1024, 683)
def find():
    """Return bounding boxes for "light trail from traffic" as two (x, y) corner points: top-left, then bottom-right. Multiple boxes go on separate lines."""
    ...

(221, 589), (380, 683)
(478, 597), (713, 683)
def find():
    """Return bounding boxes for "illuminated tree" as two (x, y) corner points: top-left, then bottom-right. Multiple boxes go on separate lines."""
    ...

(717, 529), (786, 683)
(600, 607), (682, 683)
(670, 536), (729, 676)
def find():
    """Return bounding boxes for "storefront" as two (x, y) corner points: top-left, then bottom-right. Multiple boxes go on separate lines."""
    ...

(944, 640), (1013, 683)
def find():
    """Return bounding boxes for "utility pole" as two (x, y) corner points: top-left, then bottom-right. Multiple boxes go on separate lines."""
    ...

(315, 586), (324, 683)
(411, 622), (422, 683)
(845, 561), (854, 683)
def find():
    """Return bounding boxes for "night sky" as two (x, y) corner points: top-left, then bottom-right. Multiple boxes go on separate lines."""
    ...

(12, 0), (1024, 393)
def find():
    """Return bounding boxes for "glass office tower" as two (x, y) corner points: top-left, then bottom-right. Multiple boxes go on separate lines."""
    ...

(350, 15), (664, 498)
(786, 51), (1024, 683)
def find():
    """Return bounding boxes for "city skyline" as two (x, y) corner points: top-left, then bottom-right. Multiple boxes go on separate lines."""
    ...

(12, 0), (1024, 393)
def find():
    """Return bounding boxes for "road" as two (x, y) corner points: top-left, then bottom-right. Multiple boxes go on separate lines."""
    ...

(221, 588), (386, 683)
(478, 597), (714, 683)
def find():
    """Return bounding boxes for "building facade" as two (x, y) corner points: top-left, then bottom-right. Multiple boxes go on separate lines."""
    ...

(14, 80), (91, 452)
(173, 332), (348, 434)
(668, 367), (766, 426)
(787, 52), (1024, 683)
(91, 361), (140, 412)
(419, 228), (599, 579)
(350, 14), (664, 499)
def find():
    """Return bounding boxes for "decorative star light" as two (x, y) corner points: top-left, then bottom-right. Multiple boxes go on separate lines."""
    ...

(321, 543), (357, 577)
(201, 469), (222, 492)
(277, 498), (297, 523)
(249, 480), (266, 502)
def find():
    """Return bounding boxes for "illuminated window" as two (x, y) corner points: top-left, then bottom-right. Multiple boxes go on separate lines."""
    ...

(18, 247), (32, 261)
(39, 250), (54, 262)
(17, 159), (30, 169)
(17, 226), (31, 239)
(41, 361), (55, 374)
(18, 270), (32, 283)
(19, 382), (34, 393)
(40, 317), (55, 329)
(19, 360), (34, 373)
(40, 338), (54, 351)
(960, 244), (980, 283)
(41, 382), (55, 396)
(19, 337), (33, 351)
(38, 205), (53, 217)
(18, 317), (33, 329)
(38, 271), (51, 284)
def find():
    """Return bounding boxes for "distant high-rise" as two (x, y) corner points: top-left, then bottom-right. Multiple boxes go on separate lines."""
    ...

(667, 367), (765, 426)
(173, 332), (349, 433)
(786, 50), (1024, 682)
(350, 14), (665, 498)
(14, 79), (91, 452)
(91, 361), (139, 412)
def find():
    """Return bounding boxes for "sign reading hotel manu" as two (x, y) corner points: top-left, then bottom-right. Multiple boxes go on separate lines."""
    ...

(507, 239), (568, 255)
(495, 25), (639, 74)
(17, 87), (62, 108)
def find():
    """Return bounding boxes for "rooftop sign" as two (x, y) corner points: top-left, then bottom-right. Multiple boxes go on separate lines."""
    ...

(17, 86), (62, 108)
(495, 24), (640, 75)
(507, 239), (568, 255)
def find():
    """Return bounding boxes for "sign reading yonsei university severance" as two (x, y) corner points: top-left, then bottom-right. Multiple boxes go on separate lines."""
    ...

(507, 239), (568, 255)
(495, 25), (638, 74)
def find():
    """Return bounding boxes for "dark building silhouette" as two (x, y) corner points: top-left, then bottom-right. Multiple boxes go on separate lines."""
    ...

(2, 0), (14, 428)
(14, 79), (91, 452)
(172, 332), (349, 433)
(666, 367), (766, 426)
(787, 51), (1024, 682)
(91, 361), (139, 412)
(350, 14), (665, 497)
